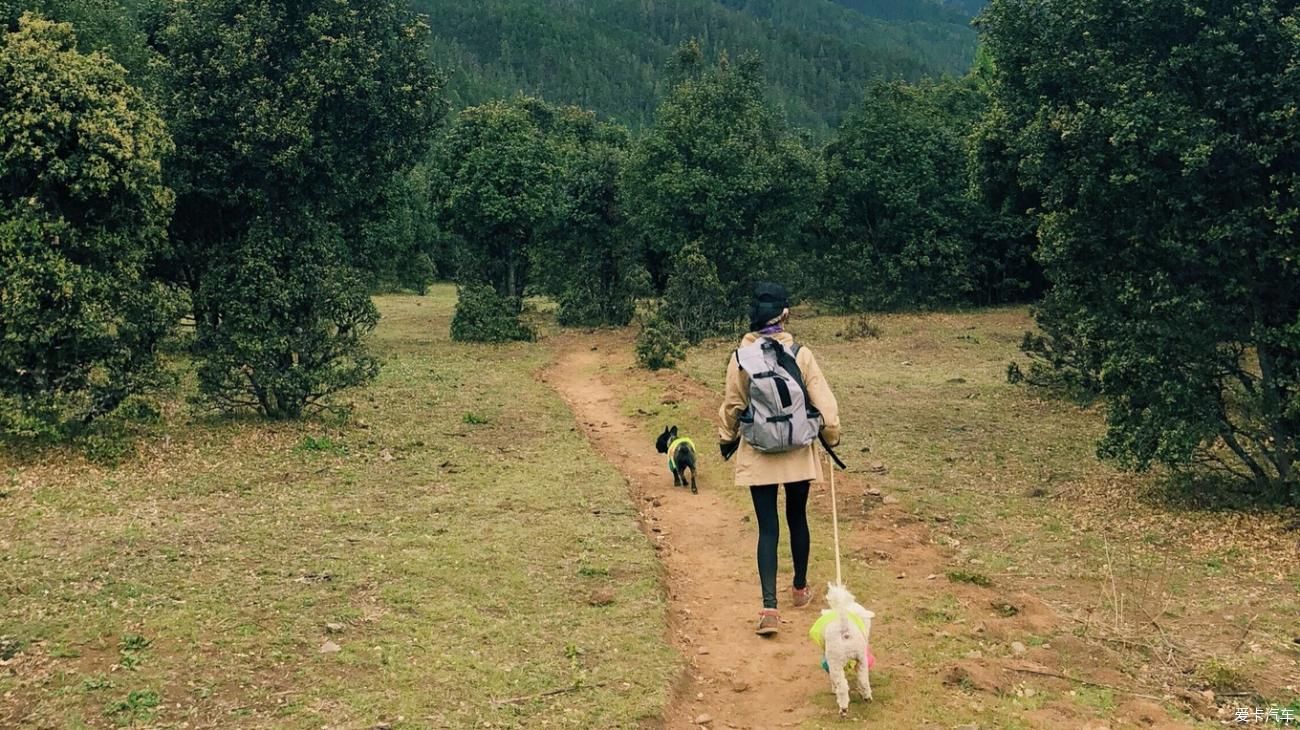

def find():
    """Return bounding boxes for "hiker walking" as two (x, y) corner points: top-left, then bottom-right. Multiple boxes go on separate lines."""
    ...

(719, 282), (841, 636)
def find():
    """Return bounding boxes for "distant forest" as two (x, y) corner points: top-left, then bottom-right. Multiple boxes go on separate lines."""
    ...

(415, 0), (981, 133)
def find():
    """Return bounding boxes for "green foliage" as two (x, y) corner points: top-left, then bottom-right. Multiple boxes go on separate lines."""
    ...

(432, 98), (562, 301)
(412, 0), (976, 135)
(820, 80), (972, 309)
(152, 0), (445, 418)
(635, 315), (687, 371)
(982, 0), (1300, 497)
(0, 14), (180, 438)
(103, 688), (159, 724)
(945, 570), (992, 587)
(192, 216), (380, 419)
(540, 135), (647, 329)
(294, 435), (345, 455)
(435, 97), (646, 327)
(660, 241), (732, 345)
(623, 49), (820, 306)
(450, 284), (534, 343)
(1, 0), (158, 89)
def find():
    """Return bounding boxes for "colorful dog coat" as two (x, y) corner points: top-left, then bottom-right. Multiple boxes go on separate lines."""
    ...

(666, 436), (695, 472)
(809, 610), (876, 672)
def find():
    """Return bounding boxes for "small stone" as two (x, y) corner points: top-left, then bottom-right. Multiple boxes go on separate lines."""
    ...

(730, 679), (749, 693)
(896, 572), (907, 579)
(869, 462), (887, 473)
(866, 487), (882, 496)
(902, 360), (913, 366)
(325, 622), (345, 634)
(380, 449), (394, 462)
(1010, 641), (1027, 655)
(882, 495), (900, 505)
(589, 588), (616, 606)
(698, 647), (710, 655)
(695, 692), (704, 701)
(694, 713), (713, 725)
(319, 640), (342, 654)
(1024, 687), (1036, 698)
(926, 574), (938, 580)
(661, 394), (681, 405)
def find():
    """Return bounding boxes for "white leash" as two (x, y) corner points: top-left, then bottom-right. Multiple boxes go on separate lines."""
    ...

(827, 449), (843, 587)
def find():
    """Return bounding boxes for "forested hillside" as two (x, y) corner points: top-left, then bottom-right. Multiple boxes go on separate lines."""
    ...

(415, 0), (977, 132)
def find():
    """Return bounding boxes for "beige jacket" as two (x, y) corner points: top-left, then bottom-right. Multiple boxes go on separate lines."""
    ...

(718, 332), (841, 487)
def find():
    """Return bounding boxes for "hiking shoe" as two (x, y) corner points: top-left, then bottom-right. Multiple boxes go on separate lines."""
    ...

(755, 609), (780, 636)
(791, 585), (813, 608)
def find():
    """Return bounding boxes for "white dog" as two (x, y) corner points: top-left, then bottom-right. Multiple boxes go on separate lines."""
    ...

(809, 582), (876, 716)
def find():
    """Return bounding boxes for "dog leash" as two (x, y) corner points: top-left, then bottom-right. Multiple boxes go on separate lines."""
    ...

(827, 446), (843, 587)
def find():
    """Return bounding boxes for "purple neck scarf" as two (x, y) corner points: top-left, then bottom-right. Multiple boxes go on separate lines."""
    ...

(757, 324), (784, 336)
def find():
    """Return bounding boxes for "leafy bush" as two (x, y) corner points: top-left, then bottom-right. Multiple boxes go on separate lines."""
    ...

(193, 217), (380, 419)
(450, 285), (535, 343)
(660, 241), (732, 345)
(635, 315), (687, 371)
(0, 15), (181, 439)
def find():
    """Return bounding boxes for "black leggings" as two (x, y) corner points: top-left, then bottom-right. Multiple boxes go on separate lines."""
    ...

(750, 481), (810, 609)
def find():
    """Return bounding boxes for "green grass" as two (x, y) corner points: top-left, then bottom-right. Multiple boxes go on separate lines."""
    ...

(946, 570), (994, 588)
(0, 286), (675, 728)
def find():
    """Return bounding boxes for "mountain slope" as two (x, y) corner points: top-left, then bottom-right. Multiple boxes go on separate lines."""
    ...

(413, 0), (976, 133)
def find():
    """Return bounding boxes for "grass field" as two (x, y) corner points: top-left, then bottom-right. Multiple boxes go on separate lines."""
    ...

(3, 288), (1296, 728)
(0, 287), (676, 729)
(676, 306), (1300, 726)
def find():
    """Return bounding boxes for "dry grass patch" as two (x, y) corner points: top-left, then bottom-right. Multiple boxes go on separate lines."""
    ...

(0, 286), (675, 729)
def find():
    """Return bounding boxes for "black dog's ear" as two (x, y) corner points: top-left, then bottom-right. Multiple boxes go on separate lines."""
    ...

(670, 425), (678, 437)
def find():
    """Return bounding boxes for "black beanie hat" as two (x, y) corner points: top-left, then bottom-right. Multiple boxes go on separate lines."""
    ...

(748, 282), (790, 331)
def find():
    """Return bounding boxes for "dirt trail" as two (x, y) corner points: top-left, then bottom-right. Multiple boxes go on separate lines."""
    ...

(543, 333), (952, 728)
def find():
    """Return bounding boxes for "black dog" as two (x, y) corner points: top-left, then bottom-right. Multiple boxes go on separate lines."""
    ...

(655, 426), (697, 494)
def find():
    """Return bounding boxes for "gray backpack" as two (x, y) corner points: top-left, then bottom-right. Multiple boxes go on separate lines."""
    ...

(735, 338), (823, 453)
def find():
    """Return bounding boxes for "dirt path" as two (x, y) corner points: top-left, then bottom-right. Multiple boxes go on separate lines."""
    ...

(543, 333), (953, 728)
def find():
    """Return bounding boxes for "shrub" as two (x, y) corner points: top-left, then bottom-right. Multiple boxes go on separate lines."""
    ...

(635, 315), (687, 371)
(839, 314), (881, 341)
(660, 241), (732, 345)
(193, 216), (380, 419)
(450, 285), (535, 343)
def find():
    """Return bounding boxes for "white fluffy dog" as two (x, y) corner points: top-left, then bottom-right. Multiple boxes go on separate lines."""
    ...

(809, 582), (876, 716)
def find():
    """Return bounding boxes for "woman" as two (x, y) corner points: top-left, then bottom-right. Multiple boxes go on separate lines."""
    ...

(718, 282), (841, 636)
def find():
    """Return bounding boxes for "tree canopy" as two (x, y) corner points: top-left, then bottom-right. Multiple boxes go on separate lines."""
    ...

(983, 0), (1300, 496)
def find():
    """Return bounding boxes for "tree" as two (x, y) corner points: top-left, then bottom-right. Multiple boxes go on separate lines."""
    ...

(431, 98), (558, 303)
(623, 47), (821, 307)
(983, 0), (1300, 497)
(660, 241), (731, 344)
(532, 118), (646, 328)
(434, 96), (646, 328)
(0, 13), (179, 437)
(819, 80), (979, 310)
(151, 0), (445, 418)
